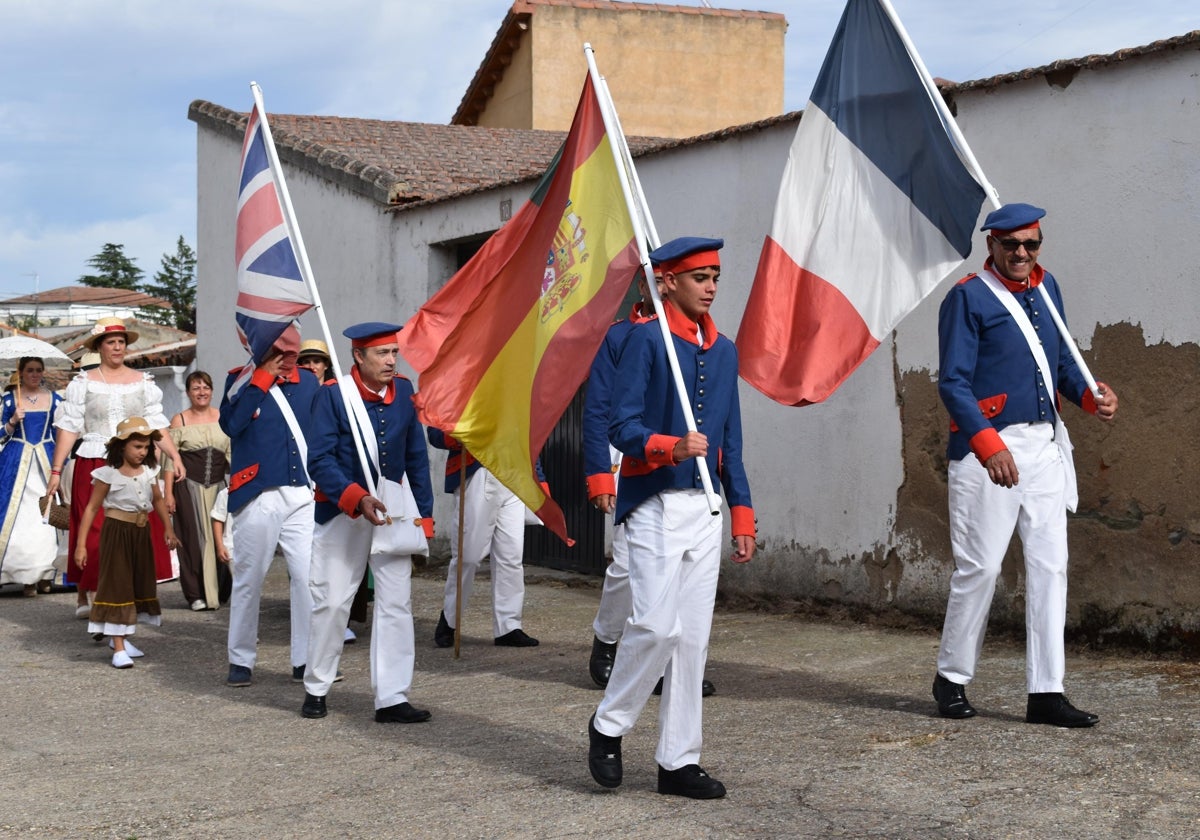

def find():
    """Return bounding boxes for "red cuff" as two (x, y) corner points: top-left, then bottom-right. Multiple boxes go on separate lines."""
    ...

(586, 472), (616, 500)
(444, 433), (459, 448)
(538, 481), (551, 497)
(338, 484), (370, 517)
(645, 434), (681, 467)
(250, 367), (276, 392)
(1080, 382), (1107, 415)
(969, 427), (1007, 464)
(421, 518), (434, 539)
(730, 505), (756, 538)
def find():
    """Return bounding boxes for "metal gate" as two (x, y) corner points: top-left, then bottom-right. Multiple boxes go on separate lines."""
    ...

(523, 383), (606, 575)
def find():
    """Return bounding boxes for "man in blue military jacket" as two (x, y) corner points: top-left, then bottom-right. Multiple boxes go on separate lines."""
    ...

(583, 269), (716, 698)
(933, 203), (1118, 728)
(220, 344), (320, 687)
(301, 322), (435, 723)
(587, 237), (755, 799)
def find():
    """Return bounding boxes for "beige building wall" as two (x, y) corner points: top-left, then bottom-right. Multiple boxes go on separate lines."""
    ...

(480, 5), (785, 137)
(474, 35), (534, 130)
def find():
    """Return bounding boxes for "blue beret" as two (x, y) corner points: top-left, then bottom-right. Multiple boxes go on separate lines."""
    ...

(980, 203), (1046, 232)
(342, 321), (403, 343)
(648, 237), (724, 267)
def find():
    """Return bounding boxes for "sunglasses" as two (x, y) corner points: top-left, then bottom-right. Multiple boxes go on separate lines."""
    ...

(994, 237), (1043, 253)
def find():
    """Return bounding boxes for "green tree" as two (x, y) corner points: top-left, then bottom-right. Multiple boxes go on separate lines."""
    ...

(78, 243), (144, 290)
(138, 236), (197, 332)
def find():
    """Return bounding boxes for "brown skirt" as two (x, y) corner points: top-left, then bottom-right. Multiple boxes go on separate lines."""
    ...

(89, 517), (161, 627)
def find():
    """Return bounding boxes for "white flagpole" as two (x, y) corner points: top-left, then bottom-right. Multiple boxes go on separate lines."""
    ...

(584, 45), (721, 515)
(875, 1), (1101, 399)
(250, 82), (379, 494)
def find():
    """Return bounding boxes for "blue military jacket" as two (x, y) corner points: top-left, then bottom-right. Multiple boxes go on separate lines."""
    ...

(220, 365), (320, 514)
(306, 368), (433, 526)
(939, 262), (1093, 463)
(428, 427), (545, 495)
(582, 304), (652, 499)
(609, 301), (753, 532)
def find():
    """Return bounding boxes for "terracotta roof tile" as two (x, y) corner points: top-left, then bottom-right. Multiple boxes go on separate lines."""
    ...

(188, 100), (673, 210)
(0, 285), (171, 309)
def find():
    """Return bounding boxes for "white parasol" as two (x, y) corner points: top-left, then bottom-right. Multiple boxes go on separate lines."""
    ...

(0, 335), (74, 366)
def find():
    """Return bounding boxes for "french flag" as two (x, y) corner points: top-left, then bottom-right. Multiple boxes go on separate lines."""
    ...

(737, 0), (986, 406)
(234, 99), (313, 371)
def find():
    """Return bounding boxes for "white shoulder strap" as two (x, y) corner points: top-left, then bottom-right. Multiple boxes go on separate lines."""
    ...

(979, 272), (1059, 421)
(268, 385), (309, 482)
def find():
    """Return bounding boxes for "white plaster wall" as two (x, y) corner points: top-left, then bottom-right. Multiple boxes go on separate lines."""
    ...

(896, 47), (1200, 376)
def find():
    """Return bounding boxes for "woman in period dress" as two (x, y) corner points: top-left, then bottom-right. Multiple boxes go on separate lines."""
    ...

(166, 371), (231, 611)
(0, 358), (63, 594)
(44, 318), (185, 617)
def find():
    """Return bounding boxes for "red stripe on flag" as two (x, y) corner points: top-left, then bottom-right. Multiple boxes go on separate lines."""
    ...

(737, 236), (878, 407)
(235, 185), (285, 266)
(236, 291), (313, 318)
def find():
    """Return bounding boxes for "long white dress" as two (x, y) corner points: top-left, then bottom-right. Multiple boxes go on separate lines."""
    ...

(0, 391), (63, 585)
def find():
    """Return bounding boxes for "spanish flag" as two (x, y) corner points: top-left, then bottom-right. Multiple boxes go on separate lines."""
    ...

(397, 74), (640, 543)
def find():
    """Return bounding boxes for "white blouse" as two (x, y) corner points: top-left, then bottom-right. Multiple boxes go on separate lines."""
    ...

(91, 464), (157, 513)
(55, 373), (168, 459)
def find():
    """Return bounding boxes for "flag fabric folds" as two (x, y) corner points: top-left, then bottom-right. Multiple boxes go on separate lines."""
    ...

(397, 74), (640, 543)
(234, 103), (314, 370)
(737, 0), (987, 406)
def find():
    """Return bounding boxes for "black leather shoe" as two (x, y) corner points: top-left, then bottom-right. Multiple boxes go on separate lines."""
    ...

(1026, 693), (1098, 728)
(653, 677), (717, 698)
(434, 612), (454, 648)
(588, 713), (622, 788)
(301, 693), (327, 719)
(495, 628), (539, 647)
(589, 637), (617, 687)
(932, 673), (977, 719)
(657, 764), (726, 799)
(375, 702), (431, 723)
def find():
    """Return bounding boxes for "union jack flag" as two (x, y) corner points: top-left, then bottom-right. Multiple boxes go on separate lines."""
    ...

(233, 93), (314, 380)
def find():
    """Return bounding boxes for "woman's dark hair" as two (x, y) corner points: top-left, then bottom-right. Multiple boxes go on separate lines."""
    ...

(105, 433), (159, 470)
(186, 370), (213, 390)
(17, 357), (44, 374)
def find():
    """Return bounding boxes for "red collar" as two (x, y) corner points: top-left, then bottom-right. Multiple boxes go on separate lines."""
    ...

(276, 367), (301, 385)
(663, 300), (718, 350)
(629, 301), (655, 324)
(351, 366), (394, 404)
(984, 258), (1044, 293)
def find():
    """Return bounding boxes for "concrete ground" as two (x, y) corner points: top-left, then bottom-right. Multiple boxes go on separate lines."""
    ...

(1, 561), (1198, 840)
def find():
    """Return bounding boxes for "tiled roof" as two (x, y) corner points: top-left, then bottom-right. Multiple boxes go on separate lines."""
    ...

(452, 0), (787, 126)
(188, 100), (673, 209)
(49, 319), (196, 367)
(0, 285), (171, 309)
(189, 29), (1197, 214)
(944, 30), (1200, 92)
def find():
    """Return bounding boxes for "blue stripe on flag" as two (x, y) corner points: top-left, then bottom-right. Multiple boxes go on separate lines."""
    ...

(239, 125), (270, 194)
(247, 236), (303, 282)
(809, 0), (984, 257)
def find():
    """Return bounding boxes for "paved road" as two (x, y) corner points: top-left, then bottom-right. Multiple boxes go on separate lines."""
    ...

(2, 562), (1198, 839)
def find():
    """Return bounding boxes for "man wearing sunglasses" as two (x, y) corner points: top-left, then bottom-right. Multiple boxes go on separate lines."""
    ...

(932, 203), (1118, 728)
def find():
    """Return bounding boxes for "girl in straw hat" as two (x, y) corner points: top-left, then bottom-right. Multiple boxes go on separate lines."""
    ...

(75, 417), (179, 669)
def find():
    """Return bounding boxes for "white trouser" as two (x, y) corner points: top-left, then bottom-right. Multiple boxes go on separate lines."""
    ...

(227, 485), (314, 670)
(442, 467), (526, 637)
(594, 490), (722, 770)
(305, 514), (415, 708)
(592, 521), (631, 644)
(938, 422), (1069, 693)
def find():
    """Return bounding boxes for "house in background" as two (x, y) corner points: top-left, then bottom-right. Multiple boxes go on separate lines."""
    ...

(452, 0), (785, 138)
(0, 285), (172, 338)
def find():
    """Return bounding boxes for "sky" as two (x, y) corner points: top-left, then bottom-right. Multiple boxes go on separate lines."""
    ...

(0, 0), (1195, 300)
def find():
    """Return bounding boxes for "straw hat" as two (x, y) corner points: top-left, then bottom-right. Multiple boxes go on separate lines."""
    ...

(78, 352), (101, 370)
(88, 317), (139, 351)
(297, 339), (332, 365)
(108, 416), (162, 443)
(4, 372), (17, 391)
